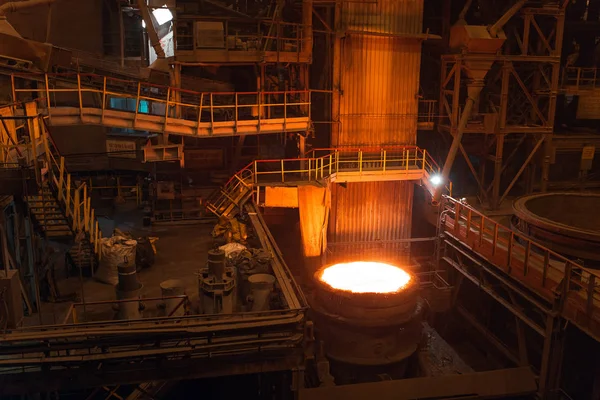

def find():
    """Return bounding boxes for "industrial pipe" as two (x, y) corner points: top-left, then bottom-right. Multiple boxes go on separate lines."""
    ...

(432, 82), (484, 204)
(137, 0), (165, 59)
(0, 0), (56, 16)
(488, 0), (528, 38)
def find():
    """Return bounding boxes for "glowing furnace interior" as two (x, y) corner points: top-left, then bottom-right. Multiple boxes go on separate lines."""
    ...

(318, 261), (412, 294)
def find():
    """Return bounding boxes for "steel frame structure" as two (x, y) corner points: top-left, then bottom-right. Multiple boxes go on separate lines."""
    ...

(437, 195), (600, 397)
(439, 5), (565, 209)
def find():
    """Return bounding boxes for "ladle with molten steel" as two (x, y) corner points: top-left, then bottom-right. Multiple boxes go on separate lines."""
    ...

(311, 261), (423, 382)
(318, 261), (412, 294)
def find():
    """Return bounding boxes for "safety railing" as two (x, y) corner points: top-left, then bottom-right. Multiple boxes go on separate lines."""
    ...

(206, 146), (441, 217)
(62, 295), (188, 324)
(41, 118), (103, 256)
(0, 102), (45, 169)
(10, 72), (311, 136)
(174, 17), (307, 57)
(442, 196), (600, 339)
(562, 67), (600, 91)
(77, 176), (141, 206)
(247, 147), (440, 185)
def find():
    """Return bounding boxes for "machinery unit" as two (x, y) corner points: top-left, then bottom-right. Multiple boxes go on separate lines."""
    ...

(198, 249), (237, 314)
(115, 263), (143, 320)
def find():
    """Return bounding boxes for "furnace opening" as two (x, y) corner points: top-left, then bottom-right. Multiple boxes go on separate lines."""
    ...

(318, 261), (411, 294)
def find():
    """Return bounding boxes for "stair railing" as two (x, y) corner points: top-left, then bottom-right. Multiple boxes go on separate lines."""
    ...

(40, 117), (102, 257)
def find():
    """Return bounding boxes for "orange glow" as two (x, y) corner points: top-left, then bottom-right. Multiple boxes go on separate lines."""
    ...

(319, 261), (411, 294)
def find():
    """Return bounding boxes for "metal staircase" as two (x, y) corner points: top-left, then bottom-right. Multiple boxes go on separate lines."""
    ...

(26, 182), (72, 238)
(206, 168), (254, 218)
(0, 103), (102, 270)
(206, 146), (443, 218)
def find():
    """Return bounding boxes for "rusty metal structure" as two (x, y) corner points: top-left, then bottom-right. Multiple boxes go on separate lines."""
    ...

(2, 0), (600, 398)
(438, 1), (565, 209)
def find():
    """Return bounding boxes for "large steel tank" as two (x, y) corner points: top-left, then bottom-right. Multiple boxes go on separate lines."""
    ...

(512, 193), (600, 266)
(310, 261), (424, 383)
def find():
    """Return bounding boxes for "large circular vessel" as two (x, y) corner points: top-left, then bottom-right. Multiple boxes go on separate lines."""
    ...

(311, 261), (424, 383)
(512, 193), (600, 265)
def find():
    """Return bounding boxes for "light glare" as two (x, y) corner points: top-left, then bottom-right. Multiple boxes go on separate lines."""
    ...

(430, 174), (443, 186)
(319, 261), (411, 294)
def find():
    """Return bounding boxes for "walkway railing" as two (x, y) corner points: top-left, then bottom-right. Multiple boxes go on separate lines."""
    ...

(562, 67), (600, 91)
(442, 196), (600, 341)
(10, 72), (311, 136)
(207, 146), (441, 217)
(253, 146), (438, 184)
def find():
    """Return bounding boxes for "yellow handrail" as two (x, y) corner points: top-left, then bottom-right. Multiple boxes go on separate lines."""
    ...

(10, 73), (311, 136)
(208, 147), (444, 217)
(40, 117), (103, 259)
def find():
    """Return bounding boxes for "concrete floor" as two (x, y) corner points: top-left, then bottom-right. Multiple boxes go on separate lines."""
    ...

(24, 201), (215, 327)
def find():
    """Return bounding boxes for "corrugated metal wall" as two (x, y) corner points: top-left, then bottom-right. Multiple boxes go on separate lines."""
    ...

(330, 0), (423, 264)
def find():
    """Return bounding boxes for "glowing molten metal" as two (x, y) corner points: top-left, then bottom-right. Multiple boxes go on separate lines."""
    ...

(319, 261), (411, 294)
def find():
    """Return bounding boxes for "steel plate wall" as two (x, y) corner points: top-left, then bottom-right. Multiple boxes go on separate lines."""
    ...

(342, 0), (423, 34)
(330, 0), (423, 261)
(337, 37), (421, 145)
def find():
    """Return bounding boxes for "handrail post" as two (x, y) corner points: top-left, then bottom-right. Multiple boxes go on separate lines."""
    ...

(383, 150), (386, 172)
(466, 209), (472, 239)
(329, 154), (332, 176)
(281, 159), (285, 182)
(284, 92), (287, 129)
(65, 173), (71, 217)
(359, 150), (362, 173)
(134, 81), (141, 127)
(57, 157), (65, 202)
(164, 87), (171, 131)
(542, 251), (549, 288)
(197, 92), (204, 135)
(73, 188), (79, 231)
(210, 93), (214, 134)
(587, 275), (595, 323)
(235, 93), (238, 125)
(10, 74), (16, 103)
(320, 157), (324, 178)
(44, 74), (51, 114)
(492, 224), (499, 255)
(453, 201), (460, 234)
(422, 149), (427, 170)
(101, 76), (107, 124)
(77, 74), (83, 118)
